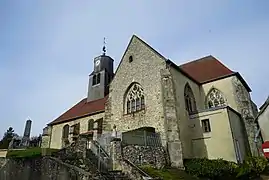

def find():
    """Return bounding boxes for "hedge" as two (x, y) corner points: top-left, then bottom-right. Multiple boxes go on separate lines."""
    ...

(184, 157), (269, 179)
(6, 148), (59, 159)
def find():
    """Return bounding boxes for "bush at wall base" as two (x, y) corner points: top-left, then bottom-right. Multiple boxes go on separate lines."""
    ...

(184, 157), (269, 179)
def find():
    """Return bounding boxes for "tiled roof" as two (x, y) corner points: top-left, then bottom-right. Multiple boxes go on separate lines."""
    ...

(179, 55), (235, 83)
(48, 97), (107, 125)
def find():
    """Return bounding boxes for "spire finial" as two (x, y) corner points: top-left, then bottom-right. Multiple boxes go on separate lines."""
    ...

(102, 37), (106, 55)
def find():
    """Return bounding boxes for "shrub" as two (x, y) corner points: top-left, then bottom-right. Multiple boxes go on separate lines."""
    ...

(184, 157), (269, 179)
(140, 165), (199, 180)
(237, 156), (269, 178)
(184, 158), (238, 179)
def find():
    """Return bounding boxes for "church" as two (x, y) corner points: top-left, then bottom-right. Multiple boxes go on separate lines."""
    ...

(41, 35), (262, 168)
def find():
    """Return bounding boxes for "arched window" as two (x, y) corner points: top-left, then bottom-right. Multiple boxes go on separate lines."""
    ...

(206, 88), (226, 108)
(184, 83), (197, 114)
(125, 83), (145, 114)
(88, 119), (94, 131)
(62, 125), (69, 139)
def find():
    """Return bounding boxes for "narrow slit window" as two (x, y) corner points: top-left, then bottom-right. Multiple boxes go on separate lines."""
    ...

(92, 75), (97, 86)
(97, 73), (101, 84)
(201, 119), (211, 133)
(184, 84), (197, 114)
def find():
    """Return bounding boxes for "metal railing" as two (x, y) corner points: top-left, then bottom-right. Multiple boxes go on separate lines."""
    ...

(89, 140), (112, 172)
(123, 158), (153, 179)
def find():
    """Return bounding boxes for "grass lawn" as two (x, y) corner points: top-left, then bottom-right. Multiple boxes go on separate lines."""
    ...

(6, 148), (59, 159)
(140, 165), (199, 180)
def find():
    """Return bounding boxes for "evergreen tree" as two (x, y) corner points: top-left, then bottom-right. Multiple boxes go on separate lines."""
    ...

(0, 127), (17, 149)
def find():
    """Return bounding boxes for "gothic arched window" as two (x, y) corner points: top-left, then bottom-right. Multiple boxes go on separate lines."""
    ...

(125, 83), (145, 114)
(88, 119), (94, 131)
(184, 83), (197, 114)
(206, 88), (226, 108)
(62, 125), (69, 139)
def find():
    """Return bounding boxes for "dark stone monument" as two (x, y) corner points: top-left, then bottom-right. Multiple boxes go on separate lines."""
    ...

(20, 119), (32, 147)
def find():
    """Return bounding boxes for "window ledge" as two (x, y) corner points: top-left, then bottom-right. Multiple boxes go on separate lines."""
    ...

(92, 83), (100, 87)
(203, 132), (212, 138)
(123, 109), (146, 116)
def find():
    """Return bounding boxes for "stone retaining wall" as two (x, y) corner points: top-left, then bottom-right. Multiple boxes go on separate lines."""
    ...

(0, 158), (6, 169)
(0, 156), (105, 180)
(123, 145), (167, 169)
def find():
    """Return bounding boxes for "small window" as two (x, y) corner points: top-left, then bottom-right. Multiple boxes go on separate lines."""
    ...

(62, 125), (69, 139)
(88, 119), (94, 131)
(92, 73), (101, 86)
(71, 123), (80, 136)
(92, 75), (97, 86)
(138, 154), (142, 164)
(201, 119), (211, 133)
(97, 73), (101, 84)
(129, 56), (133, 62)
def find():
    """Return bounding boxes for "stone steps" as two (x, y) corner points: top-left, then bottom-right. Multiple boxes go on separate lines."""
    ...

(102, 170), (130, 180)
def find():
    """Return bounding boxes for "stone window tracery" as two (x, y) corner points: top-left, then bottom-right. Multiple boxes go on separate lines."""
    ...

(206, 88), (226, 108)
(184, 83), (197, 114)
(125, 83), (145, 114)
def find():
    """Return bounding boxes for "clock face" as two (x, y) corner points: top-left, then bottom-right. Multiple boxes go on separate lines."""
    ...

(95, 60), (100, 66)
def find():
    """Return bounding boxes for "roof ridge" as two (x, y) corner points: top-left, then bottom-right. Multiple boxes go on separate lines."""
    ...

(179, 55), (214, 67)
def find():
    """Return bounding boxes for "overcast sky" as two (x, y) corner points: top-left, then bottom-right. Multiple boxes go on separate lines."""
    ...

(0, 0), (268, 137)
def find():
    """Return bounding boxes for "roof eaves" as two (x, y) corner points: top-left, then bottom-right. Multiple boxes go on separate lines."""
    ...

(234, 72), (252, 92)
(256, 97), (269, 120)
(166, 59), (200, 84)
(200, 72), (236, 84)
(200, 72), (252, 92)
(48, 110), (105, 126)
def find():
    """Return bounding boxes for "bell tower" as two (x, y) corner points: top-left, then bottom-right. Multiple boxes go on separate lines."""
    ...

(87, 38), (114, 102)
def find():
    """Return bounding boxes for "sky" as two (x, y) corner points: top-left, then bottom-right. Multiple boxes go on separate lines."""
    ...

(0, 0), (268, 137)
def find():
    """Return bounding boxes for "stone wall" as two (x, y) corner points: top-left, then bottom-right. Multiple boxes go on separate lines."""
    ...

(232, 76), (262, 156)
(123, 145), (167, 169)
(0, 156), (102, 180)
(52, 136), (101, 173)
(160, 68), (184, 168)
(103, 35), (168, 144)
(110, 139), (158, 180)
(0, 157), (6, 168)
(50, 112), (105, 149)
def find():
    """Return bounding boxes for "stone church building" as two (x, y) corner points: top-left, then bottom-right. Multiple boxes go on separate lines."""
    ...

(42, 35), (261, 168)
